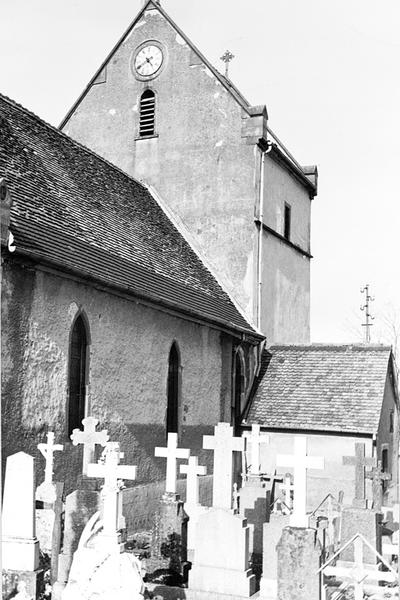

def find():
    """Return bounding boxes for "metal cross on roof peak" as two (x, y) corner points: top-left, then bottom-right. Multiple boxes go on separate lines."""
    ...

(220, 50), (235, 78)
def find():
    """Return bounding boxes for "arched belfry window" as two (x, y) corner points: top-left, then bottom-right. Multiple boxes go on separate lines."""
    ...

(68, 315), (88, 435)
(167, 343), (180, 436)
(232, 349), (245, 435)
(139, 89), (155, 137)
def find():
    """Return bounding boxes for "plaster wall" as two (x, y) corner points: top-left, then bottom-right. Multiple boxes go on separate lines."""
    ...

(1, 261), (233, 492)
(261, 233), (310, 344)
(63, 7), (258, 321)
(253, 430), (374, 509)
(376, 368), (399, 503)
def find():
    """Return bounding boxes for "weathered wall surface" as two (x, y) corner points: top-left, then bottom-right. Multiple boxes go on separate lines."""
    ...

(1, 260), (234, 492)
(63, 6), (258, 321)
(255, 430), (374, 508)
(261, 233), (310, 344)
(377, 368), (399, 504)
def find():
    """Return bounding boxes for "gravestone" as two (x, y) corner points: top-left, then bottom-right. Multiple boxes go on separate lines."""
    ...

(276, 527), (321, 600)
(340, 506), (383, 564)
(366, 460), (391, 511)
(180, 456), (208, 562)
(36, 431), (64, 503)
(189, 423), (256, 597)
(146, 433), (190, 584)
(343, 442), (375, 508)
(309, 493), (342, 553)
(2, 452), (43, 599)
(278, 474), (294, 515)
(277, 436), (324, 527)
(240, 426), (271, 577)
(52, 488), (101, 599)
(87, 441), (137, 550)
(70, 416), (109, 476)
(259, 513), (290, 599)
(62, 511), (144, 600)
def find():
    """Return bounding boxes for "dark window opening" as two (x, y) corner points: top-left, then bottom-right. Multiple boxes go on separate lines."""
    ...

(167, 343), (179, 436)
(68, 316), (87, 436)
(381, 448), (389, 492)
(389, 410), (394, 433)
(284, 203), (291, 240)
(232, 351), (245, 436)
(139, 89), (155, 137)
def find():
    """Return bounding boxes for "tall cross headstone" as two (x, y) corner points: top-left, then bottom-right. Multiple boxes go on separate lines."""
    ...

(342, 442), (375, 508)
(180, 455), (207, 506)
(70, 416), (109, 475)
(155, 432), (190, 495)
(203, 422), (244, 509)
(36, 431), (63, 503)
(366, 459), (391, 511)
(244, 424), (270, 477)
(277, 436), (324, 527)
(87, 442), (136, 549)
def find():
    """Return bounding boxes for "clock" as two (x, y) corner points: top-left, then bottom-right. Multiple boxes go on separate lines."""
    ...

(134, 44), (163, 78)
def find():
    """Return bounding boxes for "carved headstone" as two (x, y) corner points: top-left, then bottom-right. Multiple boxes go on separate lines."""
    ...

(342, 442), (375, 508)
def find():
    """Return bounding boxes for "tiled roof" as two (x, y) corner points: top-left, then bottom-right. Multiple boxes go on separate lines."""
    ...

(0, 94), (261, 339)
(247, 344), (393, 434)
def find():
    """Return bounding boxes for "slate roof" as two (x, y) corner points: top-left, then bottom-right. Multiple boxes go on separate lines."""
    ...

(0, 94), (261, 340)
(247, 344), (394, 434)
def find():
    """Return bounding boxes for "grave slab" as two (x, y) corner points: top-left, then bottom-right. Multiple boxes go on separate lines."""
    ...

(189, 507), (256, 597)
(259, 514), (290, 599)
(340, 506), (383, 564)
(276, 527), (321, 600)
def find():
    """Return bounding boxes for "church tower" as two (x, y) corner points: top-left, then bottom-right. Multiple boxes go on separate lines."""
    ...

(61, 0), (317, 344)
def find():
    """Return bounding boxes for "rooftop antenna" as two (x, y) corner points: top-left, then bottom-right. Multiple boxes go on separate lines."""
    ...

(220, 50), (235, 78)
(360, 284), (374, 343)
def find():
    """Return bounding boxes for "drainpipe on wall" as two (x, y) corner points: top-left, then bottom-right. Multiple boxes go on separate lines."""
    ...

(256, 142), (272, 331)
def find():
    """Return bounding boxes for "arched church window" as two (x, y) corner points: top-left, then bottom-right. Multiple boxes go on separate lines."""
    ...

(232, 349), (245, 435)
(167, 342), (180, 436)
(139, 89), (156, 137)
(68, 315), (88, 436)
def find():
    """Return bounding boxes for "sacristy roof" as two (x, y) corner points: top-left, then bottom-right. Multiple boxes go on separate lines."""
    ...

(0, 94), (262, 341)
(247, 344), (395, 435)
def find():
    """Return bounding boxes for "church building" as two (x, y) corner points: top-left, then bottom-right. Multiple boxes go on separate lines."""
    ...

(61, 0), (318, 345)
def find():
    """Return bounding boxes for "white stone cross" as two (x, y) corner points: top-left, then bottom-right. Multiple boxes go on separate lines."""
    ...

(279, 473), (294, 515)
(180, 456), (207, 506)
(244, 424), (270, 476)
(70, 416), (109, 475)
(87, 442), (136, 544)
(203, 422), (244, 510)
(155, 433), (190, 494)
(277, 436), (324, 527)
(37, 431), (63, 486)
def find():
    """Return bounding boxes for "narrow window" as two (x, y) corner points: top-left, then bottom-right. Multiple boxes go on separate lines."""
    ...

(167, 343), (180, 436)
(68, 315), (88, 435)
(232, 350), (245, 435)
(284, 203), (291, 240)
(139, 89), (155, 137)
(389, 410), (394, 433)
(381, 448), (389, 492)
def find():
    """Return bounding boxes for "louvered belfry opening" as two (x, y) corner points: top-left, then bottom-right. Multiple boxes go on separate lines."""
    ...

(139, 89), (155, 137)
(68, 315), (87, 435)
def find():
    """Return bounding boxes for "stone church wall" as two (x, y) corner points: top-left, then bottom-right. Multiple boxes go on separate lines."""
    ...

(376, 368), (399, 504)
(1, 260), (234, 492)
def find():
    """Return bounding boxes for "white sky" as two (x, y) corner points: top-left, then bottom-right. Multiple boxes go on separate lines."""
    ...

(1, 0), (399, 346)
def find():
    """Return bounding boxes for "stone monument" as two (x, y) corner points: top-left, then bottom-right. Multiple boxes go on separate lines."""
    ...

(180, 455), (208, 562)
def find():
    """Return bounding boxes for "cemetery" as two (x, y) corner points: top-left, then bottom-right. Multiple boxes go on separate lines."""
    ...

(2, 419), (399, 600)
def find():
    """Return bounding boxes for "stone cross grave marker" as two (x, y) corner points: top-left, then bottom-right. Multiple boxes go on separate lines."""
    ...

(70, 416), (109, 475)
(366, 459), (391, 511)
(343, 442), (375, 508)
(319, 533), (397, 600)
(36, 431), (63, 502)
(180, 455), (207, 506)
(279, 473), (294, 515)
(87, 441), (136, 548)
(243, 424), (270, 477)
(203, 422), (244, 510)
(155, 432), (190, 495)
(311, 493), (341, 550)
(277, 436), (324, 527)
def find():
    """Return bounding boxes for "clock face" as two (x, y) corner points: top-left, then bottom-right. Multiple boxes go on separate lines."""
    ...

(134, 45), (163, 77)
